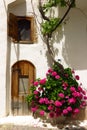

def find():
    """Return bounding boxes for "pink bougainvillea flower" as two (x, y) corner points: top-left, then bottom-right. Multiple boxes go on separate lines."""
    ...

(65, 96), (69, 99)
(75, 75), (80, 80)
(84, 96), (87, 100)
(49, 112), (55, 118)
(82, 90), (86, 95)
(58, 93), (64, 98)
(46, 72), (49, 76)
(55, 100), (62, 107)
(33, 81), (39, 86)
(40, 110), (45, 116)
(72, 91), (80, 97)
(48, 68), (53, 73)
(72, 69), (75, 74)
(62, 82), (68, 90)
(81, 101), (86, 106)
(76, 92), (81, 97)
(55, 75), (60, 79)
(62, 82), (68, 87)
(72, 92), (77, 97)
(49, 100), (54, 104)
(38, 87), (43, 91)
(39, 98), (44, 104)
(79, 93), (83, 99)
(39, 78), (46, 85)
(73, 108), (80, 114)
(80, 101), (87, 108)
(48, 105), (54, 110)
(34, 90), (39, 95)
(62, 109), (68, 115)
(44, 98), (49, 104)
(68, 97), (76, 104)
(55, 108), (60, 113)
(70, 86), (76, 92)
(51, 71), (57, 76)
(39, 98), (49, 104)
(67, 106), (72, 112)
(61, 100), (65, 104)
(78, 86), (82, 92)
(31, 107), (38, 112)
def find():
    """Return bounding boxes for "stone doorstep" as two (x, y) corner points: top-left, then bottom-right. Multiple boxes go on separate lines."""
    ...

(0, 123), (14, 130)
(0, 124), (58, 130)
(0, 125), (87, 130)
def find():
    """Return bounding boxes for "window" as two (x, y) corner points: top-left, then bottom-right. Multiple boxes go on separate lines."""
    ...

(19, 75), (29, 95)
(8, 13), (37, 43)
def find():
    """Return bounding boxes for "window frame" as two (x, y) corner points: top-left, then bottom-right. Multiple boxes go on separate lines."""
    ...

(8, 13), (37, 44)
(17, 16), (34, 44)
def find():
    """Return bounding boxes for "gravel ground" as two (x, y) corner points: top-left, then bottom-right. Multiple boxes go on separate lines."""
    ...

(0, 116), (87, 130)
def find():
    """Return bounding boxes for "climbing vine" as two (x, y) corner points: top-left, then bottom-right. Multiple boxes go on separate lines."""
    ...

(40, 0), (75, 36)
(38, 0), (75, 66)
(26, 1), (87, 119)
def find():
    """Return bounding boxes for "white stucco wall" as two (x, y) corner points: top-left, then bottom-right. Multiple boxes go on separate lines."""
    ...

(0, 0), (87, 117)
(0, 0), (7, 117)
(8, 0), (49, 79)
(62, 7), (87, 90)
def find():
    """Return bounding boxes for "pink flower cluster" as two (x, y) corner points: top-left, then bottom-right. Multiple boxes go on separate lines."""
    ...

(33, 78), (46, 86)
(30, 67), (87, 118)
(39, 97), (49, 104)
(47, 68), (60, 79)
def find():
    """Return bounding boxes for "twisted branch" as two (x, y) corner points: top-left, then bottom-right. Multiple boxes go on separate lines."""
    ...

(38, 0), (50, 21)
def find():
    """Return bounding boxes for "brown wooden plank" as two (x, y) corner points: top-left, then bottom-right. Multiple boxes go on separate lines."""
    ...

(11, 61), (35, 115)
(8, 13), (18, 41)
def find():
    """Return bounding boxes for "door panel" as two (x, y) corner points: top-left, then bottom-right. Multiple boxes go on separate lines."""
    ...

(11, 60), (35, 115)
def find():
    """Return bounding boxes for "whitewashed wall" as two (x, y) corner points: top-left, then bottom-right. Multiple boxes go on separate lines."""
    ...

(62, 8), (87, 90)
(8, 1), (49, 79)
(0, 0), (7, 117)
(0, 0), (87, 117)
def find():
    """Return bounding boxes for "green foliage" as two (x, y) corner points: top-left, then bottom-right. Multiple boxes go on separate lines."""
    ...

(26, 94), (34, 103)
(43, 0), (67, 12)
(41, 0), (76, 36)
(41, 18), (60, 35)
(26, 63), (87, 118)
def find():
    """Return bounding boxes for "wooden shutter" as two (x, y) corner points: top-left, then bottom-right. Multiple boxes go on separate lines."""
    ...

(31, 17), (38, 43)
(8, 13), (18, 41)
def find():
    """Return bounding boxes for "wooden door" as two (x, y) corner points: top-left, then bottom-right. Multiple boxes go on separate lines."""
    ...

(11, 60), (35, 115)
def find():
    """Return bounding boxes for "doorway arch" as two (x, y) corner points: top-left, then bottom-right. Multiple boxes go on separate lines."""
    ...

(11, 60), (35, 115)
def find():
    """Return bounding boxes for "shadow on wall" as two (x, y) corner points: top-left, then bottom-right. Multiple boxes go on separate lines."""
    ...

(6, 0), (27, 115)
(45, 27), (64, 67)
(45, 6), (64, 67)
(8, 0), (26, 16)
(63, 8), (87, 70)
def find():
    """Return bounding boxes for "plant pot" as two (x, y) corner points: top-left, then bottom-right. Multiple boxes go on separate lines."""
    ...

(47, 115), (66, 125)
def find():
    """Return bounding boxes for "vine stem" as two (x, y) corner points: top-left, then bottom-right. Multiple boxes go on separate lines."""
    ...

(38, 0), (75, 73)
(51, 0), (75, 33)
(38, 0), (50, 21)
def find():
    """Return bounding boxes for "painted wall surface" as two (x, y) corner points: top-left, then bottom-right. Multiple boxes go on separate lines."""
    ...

(58, 7), (87, 90)
(0, 0), (7, 117)
(0, 0), (87, 117)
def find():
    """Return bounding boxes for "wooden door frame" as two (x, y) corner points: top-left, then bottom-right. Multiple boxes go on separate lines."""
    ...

(11, 60), (36, 115)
